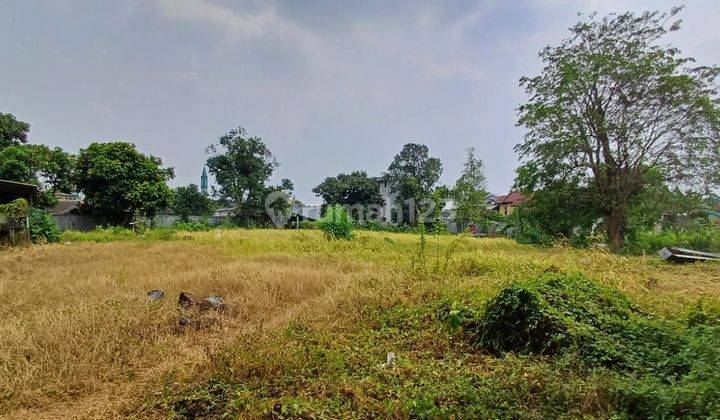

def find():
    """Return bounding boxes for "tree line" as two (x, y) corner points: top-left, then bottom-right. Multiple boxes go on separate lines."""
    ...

(1, 6), (718, 251)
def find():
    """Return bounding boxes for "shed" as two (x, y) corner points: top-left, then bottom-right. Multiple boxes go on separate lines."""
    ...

(0, 180), (38, 237)
(0, 179), (37, 205)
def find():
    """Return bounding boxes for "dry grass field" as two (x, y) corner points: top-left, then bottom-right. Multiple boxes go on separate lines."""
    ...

(1, 229), (719, 418)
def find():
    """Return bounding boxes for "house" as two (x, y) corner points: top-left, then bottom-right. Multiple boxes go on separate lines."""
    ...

(45, 198), (81, 215)
(294, 204), (322, 221)
(212, 207), (236, 218)
(495, 191), (526, 216)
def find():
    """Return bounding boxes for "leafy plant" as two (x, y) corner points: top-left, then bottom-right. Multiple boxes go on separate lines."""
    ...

(28, 208), (61, 243)
(172, 219), (211, 232)
(0, 198), (29, 220)
(317, 204), (353, 239)
(297, 221), (317, 230)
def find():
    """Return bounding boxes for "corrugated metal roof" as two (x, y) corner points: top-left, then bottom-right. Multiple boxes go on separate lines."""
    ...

(0, 179), (38, 204)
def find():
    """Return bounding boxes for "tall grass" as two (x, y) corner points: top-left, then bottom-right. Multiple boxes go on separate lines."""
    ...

(1, 229), (718, 417)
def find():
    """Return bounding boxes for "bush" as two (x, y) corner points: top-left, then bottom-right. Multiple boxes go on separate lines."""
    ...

(317, 204), (353, 239)
(28, 208), (61, 243)
(297, 221), (317, 230)
(173, 220), (211, 232)
(469, 273), (694, 376)
(456, 273), (720, 417)
(629, 225), (720, 254)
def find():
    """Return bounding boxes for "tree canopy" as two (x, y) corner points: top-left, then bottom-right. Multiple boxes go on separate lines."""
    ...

(452, 147), (488, 228)
(0, 113), (30, 150)
(516, 7), (720, 249)
(0, 144), (75, 206)
(312, 171), (383, 210)
(75, 142), (174, 226)
(172, 183), (213, 221)
(206, 127), (293, 226)
(385, 143), (443, 224)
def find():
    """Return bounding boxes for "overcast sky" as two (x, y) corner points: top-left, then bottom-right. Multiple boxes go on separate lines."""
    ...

(2, 0), (719, 203)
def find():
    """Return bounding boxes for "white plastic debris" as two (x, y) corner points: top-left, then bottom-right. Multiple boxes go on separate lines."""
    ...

(386, 352), (395, 368)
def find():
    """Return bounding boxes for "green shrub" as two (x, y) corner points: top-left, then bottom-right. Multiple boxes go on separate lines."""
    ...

(297, 221), (317, 230)
(468, 273), (688, 375)
(454, 273), (720, 417)
(28, 208), (61, 243)
(317, 204), (353, 239)
(0, 198), (29, 220)
(629, 226), (720, 254)
(173, 219), (211, 232)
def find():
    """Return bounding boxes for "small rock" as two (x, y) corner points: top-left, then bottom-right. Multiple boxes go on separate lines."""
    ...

(199, 296), (227, 312)
(178, 291), (197, 309)
(147, 289), (165, 301)
(386, 352), (395, 368)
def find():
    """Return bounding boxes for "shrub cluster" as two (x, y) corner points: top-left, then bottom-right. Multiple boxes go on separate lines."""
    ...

(28, 208), (61, 243)
(172, 219), (211, 232)
(447, 273), (720, 417)
(317, 204), (353, 239)
(629, 225), (720, 254)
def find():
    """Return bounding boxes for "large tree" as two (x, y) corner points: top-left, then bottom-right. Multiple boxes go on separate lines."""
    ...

(75, 142), (174, 226)
(206, 127), (293, 226)
(0, 113), (30, 150)
(172, 183), (213, 221)
(452, 147), (488, 229)
(385, 143), (443, 225)
(516, 7), (720, 250)
(312, 171), (383, 218)
(0, 144), (75, 205)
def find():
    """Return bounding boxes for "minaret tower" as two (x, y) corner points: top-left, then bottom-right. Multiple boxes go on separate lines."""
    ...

(201, 167), (208, 196)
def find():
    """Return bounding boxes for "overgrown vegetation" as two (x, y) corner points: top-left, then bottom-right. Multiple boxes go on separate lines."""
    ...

(28, 208), (61, 243)
(2, 229), (719, 417)
(317, 204), (354, 239)
(439, 272), (720, 418)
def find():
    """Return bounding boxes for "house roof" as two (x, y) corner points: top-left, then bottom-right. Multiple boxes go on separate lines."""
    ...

(0, 179), (38, 204)
(45, 199), (81, 215)
(496, 191), (526, 205)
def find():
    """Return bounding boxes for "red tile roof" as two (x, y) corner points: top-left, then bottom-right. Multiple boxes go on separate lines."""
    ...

(496, 191), (526, 205)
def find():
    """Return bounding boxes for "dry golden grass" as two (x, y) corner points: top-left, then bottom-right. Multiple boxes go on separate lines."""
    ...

(1, 229), (718, 418)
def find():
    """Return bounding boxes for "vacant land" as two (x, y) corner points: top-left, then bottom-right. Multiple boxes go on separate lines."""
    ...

(1, 230), (719, 418)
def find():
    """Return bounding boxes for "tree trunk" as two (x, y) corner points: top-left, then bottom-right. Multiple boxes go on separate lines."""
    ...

(606, 206), (626, 252)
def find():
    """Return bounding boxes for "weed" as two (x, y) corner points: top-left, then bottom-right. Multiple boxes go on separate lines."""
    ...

(317, 204), (354, 239)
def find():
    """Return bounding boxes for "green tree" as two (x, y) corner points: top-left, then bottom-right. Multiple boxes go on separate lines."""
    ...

(452, 147), (488, 229)
(312, 171), (383, 221)
(519, 181), (603, 240)
(0, 144), (75, 205)
(75, 142), (174, 226)
(627, 168), (708, 234)
(386, 143), (443, 225)
(172, 184), (213, 221)
(206, 127), (293, 226)
(0, 113), (30, 150)
(516, 7), (720, 250)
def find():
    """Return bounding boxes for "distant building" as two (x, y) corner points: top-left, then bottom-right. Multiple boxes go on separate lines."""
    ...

(495, 192), (526, 216)
(200, 167), (209, 196)
(45, 199), (81, 215)
(213, 207), (235, 218)
(375, 176), (397, 222)
(294, 204), (322, 221)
